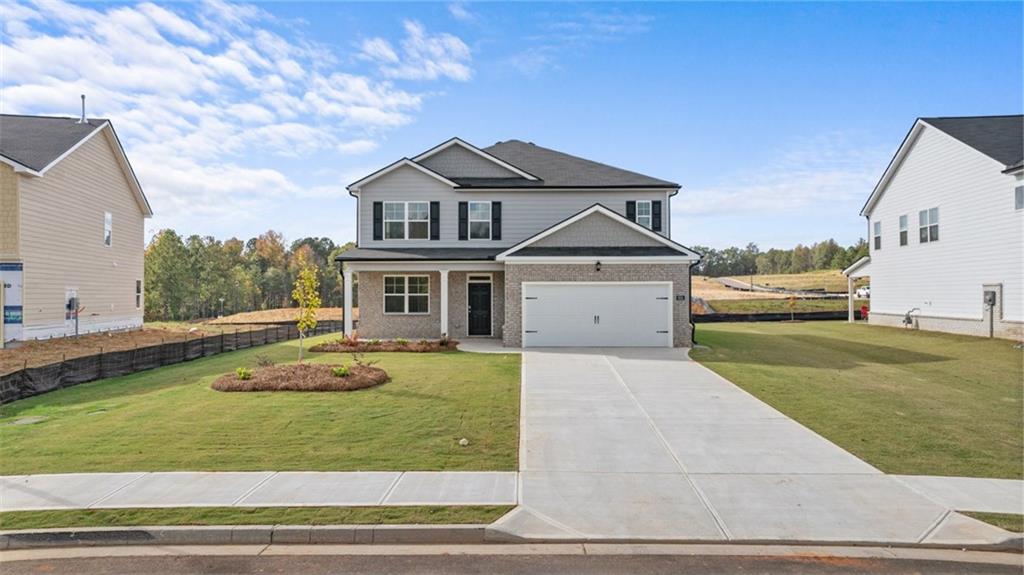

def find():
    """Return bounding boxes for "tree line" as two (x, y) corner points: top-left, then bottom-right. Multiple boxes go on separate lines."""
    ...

(691, 238), (868, 277)
(144, 229), (353, 321)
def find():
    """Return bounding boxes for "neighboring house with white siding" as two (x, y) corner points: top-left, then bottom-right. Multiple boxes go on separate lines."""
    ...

(845, 115), (1023, 339)
(338, 138), (701, 348)
(0, 114), (152, 344)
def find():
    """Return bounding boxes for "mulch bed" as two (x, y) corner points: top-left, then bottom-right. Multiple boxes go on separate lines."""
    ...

(211, 364), (389, 392)
(310, 339), (458, 353)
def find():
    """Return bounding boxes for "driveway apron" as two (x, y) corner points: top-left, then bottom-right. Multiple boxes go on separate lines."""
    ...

(489, 348), (1011, 544)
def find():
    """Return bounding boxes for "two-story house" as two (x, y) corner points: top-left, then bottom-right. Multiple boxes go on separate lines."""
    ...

(0, 114), (152, 344)
(844, 115), (1023, 339)
(337, 138), (701, 347)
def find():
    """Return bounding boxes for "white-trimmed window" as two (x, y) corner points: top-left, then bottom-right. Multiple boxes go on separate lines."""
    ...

(469, 201), (491, 240)
(103, 212), (112, 247)
(919, 207), (939, 243)
(898, 215), (908, 246)
(383, 275), (429, 314)
(1015, 185), (1023, 210)
(384, 202), (429, 240)
(636, 200), (652, 229)
(135, 280), (142, 309)
(872, 221), (881, 250)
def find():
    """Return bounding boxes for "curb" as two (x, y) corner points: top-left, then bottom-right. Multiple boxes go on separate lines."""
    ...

(1, 525), (1020, 553)
(0, 525), (488, 550)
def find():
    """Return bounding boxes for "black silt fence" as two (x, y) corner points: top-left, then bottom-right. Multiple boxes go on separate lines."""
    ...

(694, 310), (864, 323)
(0, 321), (343, 404)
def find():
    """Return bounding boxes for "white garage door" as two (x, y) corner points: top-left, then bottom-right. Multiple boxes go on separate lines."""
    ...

(522, 282), (672, 347)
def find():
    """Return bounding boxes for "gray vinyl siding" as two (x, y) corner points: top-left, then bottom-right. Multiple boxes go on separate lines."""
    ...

(358, 165), (673, 248)
(531, 212), (664, 248)
(418, 146), (519, 178)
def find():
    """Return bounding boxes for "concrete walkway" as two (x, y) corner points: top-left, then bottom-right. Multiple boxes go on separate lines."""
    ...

(489, 348), (1016, 545)
(0, 472), (517, 512)
(894, 475), (1024, 514)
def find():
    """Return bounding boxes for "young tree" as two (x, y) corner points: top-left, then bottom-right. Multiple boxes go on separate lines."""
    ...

(292, 263), (321, 362)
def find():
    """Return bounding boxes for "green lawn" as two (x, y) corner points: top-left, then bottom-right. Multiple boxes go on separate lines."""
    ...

(0, 506), (513, 530)
(0, 334), (520, 474)
(963, 512), (1024, 533)
(707, 298), (868, 314)
(690, 322), (1023, 479)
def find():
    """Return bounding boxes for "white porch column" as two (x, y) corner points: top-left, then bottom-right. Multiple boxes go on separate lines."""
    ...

(343, 266), (354, 336)
(439, 269), (449, 337)
(847, 275), (855, 323)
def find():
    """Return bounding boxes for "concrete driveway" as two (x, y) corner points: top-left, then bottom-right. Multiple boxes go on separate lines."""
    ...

(489, 348), (1011, 544)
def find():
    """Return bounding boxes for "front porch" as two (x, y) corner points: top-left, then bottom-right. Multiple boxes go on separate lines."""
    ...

(342, 260), (505, 342)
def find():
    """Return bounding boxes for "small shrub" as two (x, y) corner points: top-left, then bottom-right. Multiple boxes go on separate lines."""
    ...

(235, 367), (253, 380)
(369, 338), (382, 346)
(418, 339), (429, 346)
(254, 353), (274, 367)
(440, 333), (451, 347)
(331, 365), (350, 378)
(395, 338), (409, 346)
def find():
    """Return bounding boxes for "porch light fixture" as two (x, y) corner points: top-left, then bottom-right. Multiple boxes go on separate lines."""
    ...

(595, 261), (602, 272)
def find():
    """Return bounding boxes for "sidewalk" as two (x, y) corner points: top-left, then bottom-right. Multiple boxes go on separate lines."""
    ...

(0, 471), (517, 511)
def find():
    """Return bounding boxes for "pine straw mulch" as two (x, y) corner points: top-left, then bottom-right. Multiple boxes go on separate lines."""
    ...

(211, 364), (389, 392)
(309, 339), (458, 353)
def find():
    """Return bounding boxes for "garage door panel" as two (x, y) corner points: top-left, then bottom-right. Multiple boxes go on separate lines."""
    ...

(522, 283), (671, 348)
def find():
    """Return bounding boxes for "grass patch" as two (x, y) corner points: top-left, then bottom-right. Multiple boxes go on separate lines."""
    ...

(963, 512), (1024, 533)
(726, 270), (865, 293)
(0, 334), (520, 474)
(691, 322), (1023, 479)
(707, 298), (868, 314)
(0, 506), (513, 530)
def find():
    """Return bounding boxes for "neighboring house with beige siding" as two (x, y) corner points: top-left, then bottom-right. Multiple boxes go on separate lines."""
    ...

(338, 137), (701, 348)
(845, 115), (1023, 339)
(0, 114), (152, 344)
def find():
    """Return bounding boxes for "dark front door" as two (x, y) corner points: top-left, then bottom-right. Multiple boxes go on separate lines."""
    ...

(467, 282), (492, 336)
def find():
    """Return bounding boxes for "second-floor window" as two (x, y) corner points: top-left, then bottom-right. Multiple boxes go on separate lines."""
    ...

(384, 201), (429, 240)
(103, 212), (112, 247)
(873, 221), (881, 250)
(1015, 185), (1023, 210)
(919, 207), (938, 243)
(469, 201), (491, 240)
(899, 215), (908, 246)
(636, 201), (652, 229)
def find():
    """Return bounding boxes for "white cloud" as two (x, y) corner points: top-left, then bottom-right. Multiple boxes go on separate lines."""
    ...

(1, 0), (473, 229)
(673, 133), (891, 217)
(337, 139), (379, 155)
(447, 2), (475, 22)
(360, 20), (472, 81)
(506, 10), (653, 75)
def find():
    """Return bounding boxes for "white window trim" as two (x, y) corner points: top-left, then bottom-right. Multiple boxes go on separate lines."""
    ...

(635, 200), (653, 229)
(383, 201), (430, 241)
(468, 201), (492, 240)
(103, 211), (112, 247)
(898, 214), (908, 246)
(1015, 185), (1023, 211)
(872, 221), (881, 250)
(465, 273), (493, 337)
(918, 207), (939, 244)
(382, 274), (430, 315)
(135, 279), (142, 310)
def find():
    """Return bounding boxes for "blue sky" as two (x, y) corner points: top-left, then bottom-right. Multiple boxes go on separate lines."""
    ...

(3, 1), (1020, 249)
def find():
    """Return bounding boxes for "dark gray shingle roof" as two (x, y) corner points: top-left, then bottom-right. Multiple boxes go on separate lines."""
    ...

(0, 114), (109, 171)
(922, 115), (1023, 167)
(482, 140), (679, 188)
(335, 247), (503, 262)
